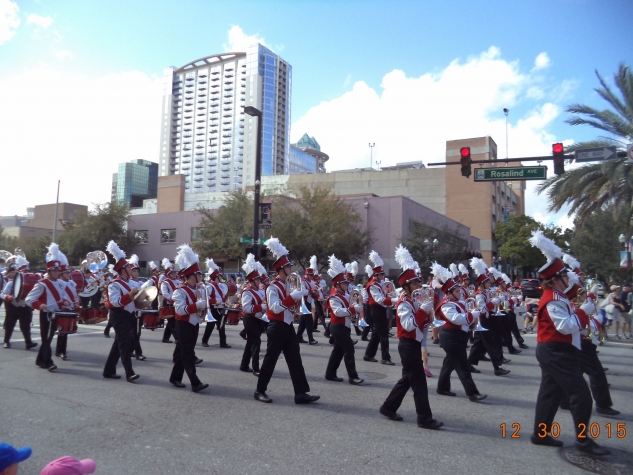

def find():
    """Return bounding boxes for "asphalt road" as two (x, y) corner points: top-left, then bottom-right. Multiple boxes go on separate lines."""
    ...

(1, 309), (632, 475)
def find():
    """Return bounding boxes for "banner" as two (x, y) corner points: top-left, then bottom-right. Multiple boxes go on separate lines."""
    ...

(620, 251), (629, 268)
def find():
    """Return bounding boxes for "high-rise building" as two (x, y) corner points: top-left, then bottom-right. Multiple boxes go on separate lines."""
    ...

(158, 44), (292, 193)
(290, 133), (328, 173)
(113, 160), (158, 208)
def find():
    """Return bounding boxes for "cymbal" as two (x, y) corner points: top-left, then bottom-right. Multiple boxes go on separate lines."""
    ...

(135, 286), (158, 307)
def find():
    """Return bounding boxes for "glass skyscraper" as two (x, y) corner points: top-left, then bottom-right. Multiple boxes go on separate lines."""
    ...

(158, 44), (292, 193)
(114, 159), (158, 208)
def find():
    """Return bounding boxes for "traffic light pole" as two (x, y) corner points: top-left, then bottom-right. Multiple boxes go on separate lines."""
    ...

(428, 151), (627, 167)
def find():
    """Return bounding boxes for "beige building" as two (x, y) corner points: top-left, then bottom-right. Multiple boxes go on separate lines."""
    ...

(1, 203), (88, 242)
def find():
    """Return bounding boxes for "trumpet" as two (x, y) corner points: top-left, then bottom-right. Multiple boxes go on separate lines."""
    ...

(412, 287), (434, 306)
(286, 272), (305, 314)
(197, 283), (216, 322)
(466, 297), (488, 331)
(348, 289), (369, 327)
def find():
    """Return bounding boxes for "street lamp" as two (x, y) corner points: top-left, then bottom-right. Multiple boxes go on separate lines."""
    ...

(369, 143), (375, 169)
(244, 105), (263, 258)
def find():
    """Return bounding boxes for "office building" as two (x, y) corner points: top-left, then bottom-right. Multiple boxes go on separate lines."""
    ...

(112, 160), (158, 208)
(158, 44), (291, 193)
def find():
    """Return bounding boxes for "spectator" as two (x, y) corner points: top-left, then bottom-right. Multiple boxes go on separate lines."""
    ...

(523, 303), (537, 333)
(606, 285), (625, 338)
(0, 442), (32, 475)
(40, 456), (96, 475)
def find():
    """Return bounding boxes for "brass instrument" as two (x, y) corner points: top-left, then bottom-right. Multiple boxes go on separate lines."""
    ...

(412, 287), (434, 306)
(466, 297), (488, 331)
(196, 283), (217, 322)
(0, 250), (12, 262)
(348, 289), (368, 326)
(286, 272), (302, 314)
(79, 251), (108, 297)
(384, 280), (398, 298)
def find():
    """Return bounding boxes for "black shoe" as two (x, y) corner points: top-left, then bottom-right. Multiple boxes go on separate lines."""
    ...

(468, 394), (487, 402)
(379, 405), (403, 421)
(127, 374), (140, 383)
(26, 342), (37, 350)
(502, 358), (511, 364)
(201, 342), (209, 347)
(169, 379), (186, 388)
(47, 364), (58, 372)
(381, 359), (395, 366)
(324, 333), (331, 338)
(325, 375), (343, 382)
(480, 356), (490, 361)
(104, 332), (110, 338)
(530, 434), (563, 447)
(363, 356), (377, 362)
(352, 340), (358, 345)
(432, 339), (439, 345)
(361, 337), (369, 341)
(470, 365), (481, 373)
(328, 339), (335, 345)
(195, 358), (203, 365)
(388, 332), (395, 337)
(437, 390), (456, 397)
(192, 383), (209, 393)
(313, 329), (320, 333)
(519, 343), (529, 349)
(603, 367), (609, 372)
(309, 340), (318, 345)
(254, 391), (272, 403)
(136, 355), (146, 361)
(253, 371), (260, 377)
(509, 349), (522, 355)
(418, 419), (444, 430)
(596, 406), (621, 416)
(494, 368), (511, 376)
(240, 366), (252, 373)
(349, 377), (364, 385)
(220, 344), (231, 348)
(103, 374), (121, 379)
(162, 339), (172, 343)
(3, 342), (10, 349)
(55, 352), (62, 357)
(297, 338), (308, 344)
(295, 393), (320, 404)
(576, 439), (610, 456)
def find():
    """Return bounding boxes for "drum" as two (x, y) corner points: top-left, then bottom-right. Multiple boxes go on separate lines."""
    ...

(159, 306), (175, 319)
(70, 270), (86, 293)
(226, 308), (241, 325)
(227, 281), (237, 297)
(12, 272), (41, 300)
(141, 310), (162, 330)
(84, 308), (108, 324)
(56, 312), (78, 335)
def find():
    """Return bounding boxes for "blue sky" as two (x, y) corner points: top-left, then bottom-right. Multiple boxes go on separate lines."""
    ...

(1, 0), (631, 224)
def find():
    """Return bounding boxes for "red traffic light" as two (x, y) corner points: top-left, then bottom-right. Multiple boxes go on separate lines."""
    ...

(552, 143), (564, 154)
(460, 147), (471, 158)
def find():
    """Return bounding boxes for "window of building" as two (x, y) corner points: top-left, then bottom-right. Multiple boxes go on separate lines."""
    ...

(191, 227), (204, 241)
(134, 230), (148, 244)
(161, 229), (177, 243)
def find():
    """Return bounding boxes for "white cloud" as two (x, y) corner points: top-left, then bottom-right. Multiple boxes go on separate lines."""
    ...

(0, 68), (163, 215)
(54, 49), (73, 60)
(533, 52), (550, 70)
(0, 0), (20, 45)
(26, 13), (53, 29)
(223, 25), (283, 53)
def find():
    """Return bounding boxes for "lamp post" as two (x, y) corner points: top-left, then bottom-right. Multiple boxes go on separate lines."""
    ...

(369, 143), (375, 169)
(503, 108), (509, 160)
(244, 106), (263, 258)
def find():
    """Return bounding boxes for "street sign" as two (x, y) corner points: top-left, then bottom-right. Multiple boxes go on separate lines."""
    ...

(240, 237), (266, 244)
(627, 144), (633, 162)
(260, 203), (272, 229)
(574, 146), (617, 162)
(473, 166), (547, 181)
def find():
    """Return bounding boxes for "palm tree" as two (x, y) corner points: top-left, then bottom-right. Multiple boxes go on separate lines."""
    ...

(537, 64), (633, 229)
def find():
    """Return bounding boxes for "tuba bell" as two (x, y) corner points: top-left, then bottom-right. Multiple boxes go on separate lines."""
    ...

(286, 272), (302, 314)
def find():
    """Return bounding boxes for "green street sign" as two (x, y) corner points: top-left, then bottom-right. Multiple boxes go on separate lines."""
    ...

(240, 237), (266, 244)
(474, 166), (547, 182)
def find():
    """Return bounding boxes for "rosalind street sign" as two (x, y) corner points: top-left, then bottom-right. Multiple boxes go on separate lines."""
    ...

(474, 166), (547, 182)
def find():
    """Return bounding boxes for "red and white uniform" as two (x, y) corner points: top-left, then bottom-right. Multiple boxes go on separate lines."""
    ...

(107, 277), (137, 313)
(328, 291), (357, 328)
(475, 289), (496, 316)
(368, 280), (393, 307)
(206, 280), (226, 306)
(160, 278), (179, 306)
(537, 288), (587, 350)
(396, 293), (432, 342)
(173, 284), (203, 325)
(25, 278), (69, 312)
(266, 279), (296, 324)
(1, 278), (16, 304)
(62, 279), (80, 308)
(301, 277), (314, 304)
(241, 286), (266, 319)
(437, 297), (476, 332)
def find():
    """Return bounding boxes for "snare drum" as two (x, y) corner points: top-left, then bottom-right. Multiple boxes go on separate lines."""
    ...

(56, 312), (78, 335)
(226, 308), (241, 325)
(159, 306), (175, 319)
(141, 310), (162, 330)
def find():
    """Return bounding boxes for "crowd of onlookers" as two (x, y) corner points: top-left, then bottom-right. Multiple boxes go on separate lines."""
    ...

(0, 443), (95, 475)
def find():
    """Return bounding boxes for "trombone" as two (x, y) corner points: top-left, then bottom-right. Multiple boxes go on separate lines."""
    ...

(466, 297), (488, 332)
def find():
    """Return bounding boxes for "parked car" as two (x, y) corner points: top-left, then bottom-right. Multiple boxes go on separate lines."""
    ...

(520, 278), (543, 298)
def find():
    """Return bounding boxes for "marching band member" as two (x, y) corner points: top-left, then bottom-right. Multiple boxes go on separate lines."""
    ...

(498, 273), (524, 354)
(528, 231), (608, 455)
(254, 237), (319, 404)
(312, 262), (329, 335)
(360, 265), (373, 341)
(363, 250), (395, 365)
(239, 254), (267, 376)
(160, 258), (178, 343)
(380, 246), (442, 429)
(324, 255), (364, 385)
(55, 250), (79, 361)
(346, 261), (363, 337)
(201, 258), (231, 348)
(26, 243), (68, 372)
(433, 262), (487, 402)
(296, 262), (318, 345)
(168, 245), (209, 392)
(2, 257), (37, 350)
(102, 241), (140, 383)
(467, 259), (510, 376)
(146, 261), (160, 311)
(127, 255), (146, 361)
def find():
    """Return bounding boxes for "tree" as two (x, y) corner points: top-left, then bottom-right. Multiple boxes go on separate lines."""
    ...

(494, 215), (572, 274)
(58, 202), (134, 266)
(271, 184), (372, 270)
(402, 220), (471, 270)
(536, 64), (633, 234)
(191, 190), (252, 261)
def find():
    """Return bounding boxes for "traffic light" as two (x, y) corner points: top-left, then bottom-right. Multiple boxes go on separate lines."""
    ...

(460, 147), (472, 177)
(552, 142), (565, 175)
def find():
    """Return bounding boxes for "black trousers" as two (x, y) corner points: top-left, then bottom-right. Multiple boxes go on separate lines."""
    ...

(163, 316), (175, 341)
(104, 318), (112, 335)
(361, 303), (372, 339)
(297, 303), (315, 342)
(312, 300), (327, 331)
(508, 311), (525, 345)
(326, 324), (359, 379)
(365, 305), (391, 361)
(170, 320), (202, 386)
(56, 333), (68, 356)
(383, 338), (433, 424)
(202, 307), (227, 345)
(560, 340), (613, 409)
(131, 315), (143, 356)
(36, 311), (57, 368)
(241, 314), (265, 372)
(534, 342), (592, 437)
(468, 322), (504, 370)
(499, 312), (518, 352)
(103, 308), (136, 378)
(438, 328), (480, 396)
(3, 304), (33, 345)
(256, 321), (310, 395)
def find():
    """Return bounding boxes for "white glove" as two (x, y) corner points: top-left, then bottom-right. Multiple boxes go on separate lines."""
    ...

(354, 305), (363, 314)
(196, 300), (207, 310)
(261, 303), (268, 312)
(290, 290), (303, 301)
(39, 304), (48, 312)
(470, 310), (480, 319)
(421, 301), (433, 314)
(580, 301), (596, 315)
(517, 295), (523, 302)
(491, 298), (500, 305)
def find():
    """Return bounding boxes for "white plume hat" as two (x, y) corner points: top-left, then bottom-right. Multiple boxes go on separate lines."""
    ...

(368, 250), (385, 273)
(265, 237), (291, 271)
(106, 240), (128, 272)
(365, 264), (373, 278)
(242, 253), (260, 280)
(529, 230), (567, 279)
(395, 245), (422, 286)
(175, 244), (200, 277)
(328, 254), (347, 284)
